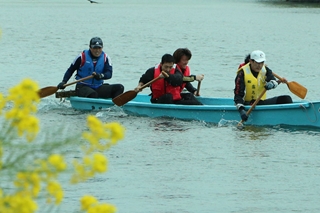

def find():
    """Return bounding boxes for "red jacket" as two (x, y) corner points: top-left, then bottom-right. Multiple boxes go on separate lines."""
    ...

(151, 64), (181, 100)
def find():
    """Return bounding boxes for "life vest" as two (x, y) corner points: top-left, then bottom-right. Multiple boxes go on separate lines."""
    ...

(238, 62), (247, 69)
(151, 64), (181, 101)
(76, 50), (107, 88)
(239, 63), (267, 102)
(176, 64), (190, 92)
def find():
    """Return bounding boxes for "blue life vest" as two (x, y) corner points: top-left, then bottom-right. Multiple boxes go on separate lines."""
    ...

(76, 50), (106, 88)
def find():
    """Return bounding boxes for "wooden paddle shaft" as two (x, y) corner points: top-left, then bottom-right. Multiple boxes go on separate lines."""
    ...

(38, 75), (94, 98)
(140, 71), (169, 90)
(237, 88), (267, 126)
(246, 89), (267, 116)
(63, 75), (94, 87)
(196, 81), (201, 96)
(246, 80), (282, 115)
(272, 72), (285, 82)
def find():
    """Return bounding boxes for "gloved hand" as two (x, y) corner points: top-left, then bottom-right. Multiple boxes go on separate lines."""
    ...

(239, 109), (248, 121)
(195, 74), (204, 81)
(264, 80), (278, 90)
(57, 82), (66, 90)
(236, 104), (248, 121)
(94, 73), (104, 80)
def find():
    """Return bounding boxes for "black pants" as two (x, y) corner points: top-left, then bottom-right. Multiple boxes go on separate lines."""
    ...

(76, 83), (124, 99)
(245, 95), (293, 105)
(151, 93), (203, 105)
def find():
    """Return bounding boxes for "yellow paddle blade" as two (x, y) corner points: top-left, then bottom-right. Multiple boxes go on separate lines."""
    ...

(286, 81), (307, 99)
(272, 72), (308, 99)
(112, 90), (137, 106)
(38, 86), (58, 98)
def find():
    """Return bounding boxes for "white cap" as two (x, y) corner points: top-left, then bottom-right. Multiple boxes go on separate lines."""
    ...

(250, 50), (266, 63)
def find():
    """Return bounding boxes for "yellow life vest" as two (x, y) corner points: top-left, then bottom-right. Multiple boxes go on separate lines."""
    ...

(240, 63), (267, 102)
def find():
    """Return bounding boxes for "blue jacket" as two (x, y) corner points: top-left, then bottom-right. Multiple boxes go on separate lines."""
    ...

(62, 50), (113, 89)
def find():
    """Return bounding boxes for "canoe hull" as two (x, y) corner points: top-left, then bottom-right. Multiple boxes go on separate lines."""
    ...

(68, 94), (320, 128)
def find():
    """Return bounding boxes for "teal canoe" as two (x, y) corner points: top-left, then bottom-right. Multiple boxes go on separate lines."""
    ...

(67, 94), (320, 128)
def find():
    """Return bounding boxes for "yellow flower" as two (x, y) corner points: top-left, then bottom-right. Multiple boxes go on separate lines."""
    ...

(71, 155), (97, 184)
(92, 153), (107, 173)
(80, 195), (98, 211)
(83, 116), (124, 154)
(1, 193), (38, 213)
(14, 172), (41, 197)
(0, 79), (123, 212)
(86, 115), (107, 137)
(18, 115), (39, 142)
(7, 79), (39, 104)
(5, 79), (40, 142)
(48, 154), (67, 171)
(87, 203), (117, 213)
(46, 182), (63, 204)
(105, 122), (125, 144)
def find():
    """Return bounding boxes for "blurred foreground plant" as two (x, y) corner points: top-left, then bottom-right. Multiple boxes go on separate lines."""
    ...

(0, 79), (124, 213)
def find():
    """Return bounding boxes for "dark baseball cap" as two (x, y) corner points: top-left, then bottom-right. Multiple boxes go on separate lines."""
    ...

(90, 37), (103, 48)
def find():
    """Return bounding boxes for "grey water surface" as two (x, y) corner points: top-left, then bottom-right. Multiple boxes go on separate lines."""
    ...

(1, 0), (320, 212)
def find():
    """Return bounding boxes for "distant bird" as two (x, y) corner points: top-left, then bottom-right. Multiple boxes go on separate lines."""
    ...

(88, 0), (100, 3)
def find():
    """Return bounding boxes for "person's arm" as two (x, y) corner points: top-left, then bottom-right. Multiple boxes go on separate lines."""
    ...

(234, 70), (248, 121)
(183, 74), (204, 82)
(183, 74), (204, 94)
(185, 82), (197, 94)
(134, 68), (154, 92)
(165, 68), (183, 86)
(102, 55), (113, 80)
(57, 54), (81, 89)
(264, 66), (278, 90)
(265, 66), (276, 81)
(62, 55), (81, 83)
(139, 68), (154, 84)
(234, 70), (246, 105)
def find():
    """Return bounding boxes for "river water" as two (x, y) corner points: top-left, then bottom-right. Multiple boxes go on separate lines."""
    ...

(1, 0), (320, 212)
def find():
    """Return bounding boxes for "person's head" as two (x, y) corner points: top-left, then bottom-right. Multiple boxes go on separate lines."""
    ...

(89, 37), (103, 57)
(244, 53), (250, 64)
(249, 50), (266, 73)
(160, 54), (174, 73)
(173, 48), (192, 69)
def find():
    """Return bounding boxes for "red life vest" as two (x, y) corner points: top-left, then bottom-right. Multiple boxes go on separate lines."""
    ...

(238, 62), (246, 69)
(151, 64), (181, 101)
(176, 65), (190, 92)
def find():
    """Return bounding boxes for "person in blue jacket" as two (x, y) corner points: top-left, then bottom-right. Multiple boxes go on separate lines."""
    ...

(57, 37), (124, 99)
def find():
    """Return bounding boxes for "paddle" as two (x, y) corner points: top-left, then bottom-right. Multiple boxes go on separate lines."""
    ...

(272, 72), (307, 99)
(38, 75), (94, 98)
(237, 88), (267, 127)
(237, 79), (283, 127)
(195, 81), (201, 96)
(112, 71), (169, 106)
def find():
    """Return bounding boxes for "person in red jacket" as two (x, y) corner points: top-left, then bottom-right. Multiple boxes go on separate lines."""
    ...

(134, 54), (202, 105)
(173, 48), (204, 96)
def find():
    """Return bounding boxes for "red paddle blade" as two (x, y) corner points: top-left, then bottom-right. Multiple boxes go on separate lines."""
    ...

(112, 90), (137, 106)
